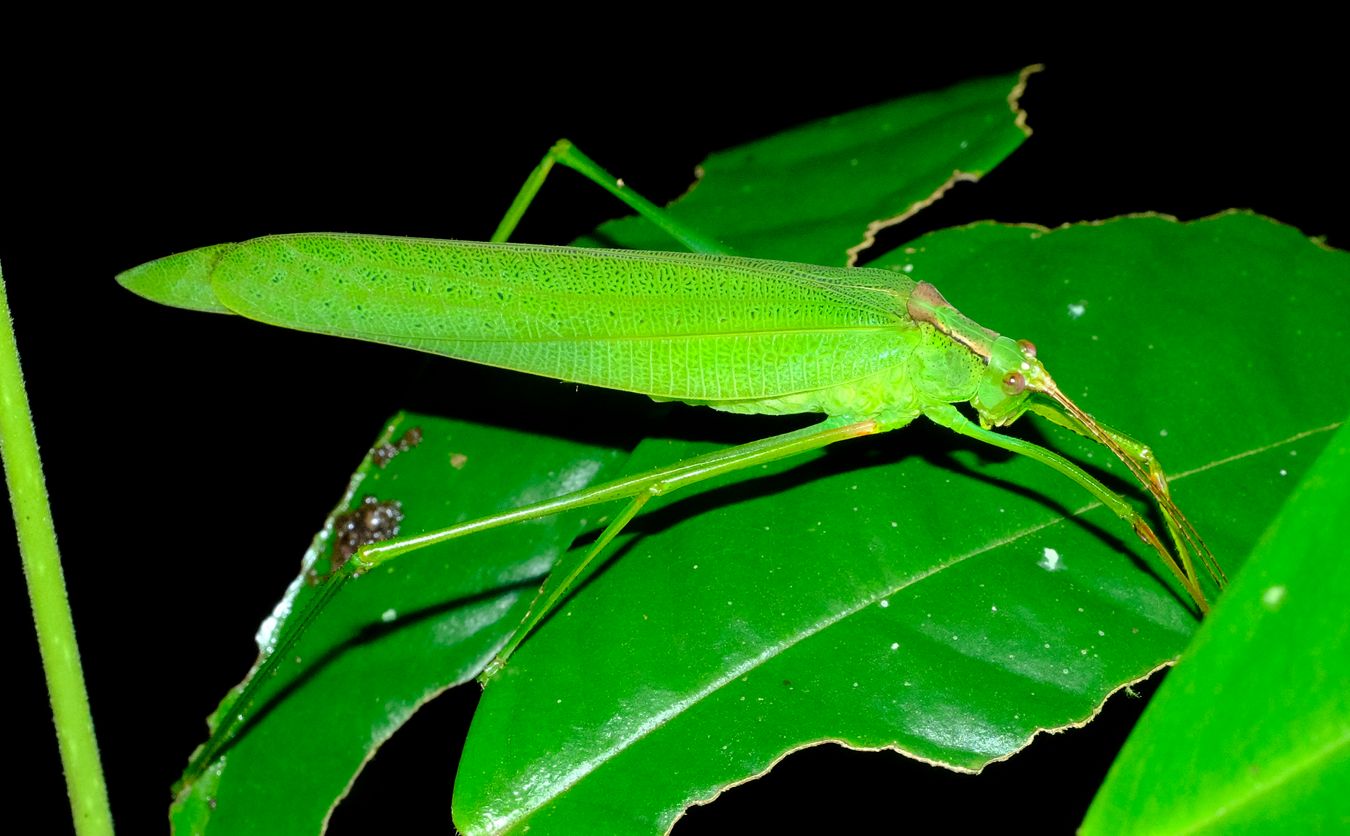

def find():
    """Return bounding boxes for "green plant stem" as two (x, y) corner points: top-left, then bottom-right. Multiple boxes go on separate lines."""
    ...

(0, 261), (114, 836)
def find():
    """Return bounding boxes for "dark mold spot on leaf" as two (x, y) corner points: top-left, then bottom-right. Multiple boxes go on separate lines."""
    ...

(370, 427), (424, 469)
(325, 496), (405, 576)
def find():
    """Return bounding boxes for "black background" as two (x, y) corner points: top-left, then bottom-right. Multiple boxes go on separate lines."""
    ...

(3, 37), (1344, 835)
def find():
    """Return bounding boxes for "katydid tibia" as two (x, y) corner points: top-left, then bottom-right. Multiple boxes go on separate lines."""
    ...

(118, 138), (1223, 784)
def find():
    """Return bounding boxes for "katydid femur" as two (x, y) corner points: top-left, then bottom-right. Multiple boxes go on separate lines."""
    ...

(118, 138), (1224, 785)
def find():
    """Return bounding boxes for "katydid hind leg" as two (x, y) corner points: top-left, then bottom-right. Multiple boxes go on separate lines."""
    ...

(491, 138), (731, 254)
(923, 402), (1210, 614)
(362, 417), (880, 676)
(357, 417), (876, 569)
(482, 492), (651, 680)
(487, 415), (879, 678)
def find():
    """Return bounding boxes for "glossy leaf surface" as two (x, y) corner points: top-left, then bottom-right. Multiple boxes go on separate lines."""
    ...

(1082, 416), (1350, 834)
(453, 213), (1350, 833)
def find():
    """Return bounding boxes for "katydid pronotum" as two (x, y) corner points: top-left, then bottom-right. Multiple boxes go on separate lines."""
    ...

(118, 138), (1225, 786)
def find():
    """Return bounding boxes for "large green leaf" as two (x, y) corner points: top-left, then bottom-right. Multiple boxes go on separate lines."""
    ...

(169, 413), (627, 834)
(575, 67), (1037, 265)
(1081, 415), (1350, 833)
(452, 213), (1350, 832)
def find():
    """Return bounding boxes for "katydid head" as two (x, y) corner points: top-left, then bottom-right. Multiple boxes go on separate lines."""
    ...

(905, 283), (1049, 428)
(971, 336), (1046, 428)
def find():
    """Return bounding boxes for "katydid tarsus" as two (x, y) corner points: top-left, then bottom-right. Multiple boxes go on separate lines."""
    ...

(118, 138), (1224, 787)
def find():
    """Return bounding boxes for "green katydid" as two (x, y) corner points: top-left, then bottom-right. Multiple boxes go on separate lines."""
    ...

(118, 139), (1225, 786)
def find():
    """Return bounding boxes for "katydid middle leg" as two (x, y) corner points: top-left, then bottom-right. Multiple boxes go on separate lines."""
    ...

(491, 139), (732, 254)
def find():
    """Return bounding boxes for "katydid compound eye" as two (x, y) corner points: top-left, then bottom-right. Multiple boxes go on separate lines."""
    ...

(1017, 339), (1037, 358)
(1002, 371), (1026, 395)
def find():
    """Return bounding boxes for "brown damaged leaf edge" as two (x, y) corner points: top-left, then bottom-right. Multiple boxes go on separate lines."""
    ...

(669, 658), (1172, 835)
(845, 64), (1044, 267)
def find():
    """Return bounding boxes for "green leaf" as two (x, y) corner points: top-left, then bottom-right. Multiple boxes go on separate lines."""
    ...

(1081, 416), (1350, 834)
(451, 213), (1350, 833)
(575, 67), (1038, 265)
(169, 413), (627, 834)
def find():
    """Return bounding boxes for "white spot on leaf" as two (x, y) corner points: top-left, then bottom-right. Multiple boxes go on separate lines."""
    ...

(1039, 547), (1063, 572)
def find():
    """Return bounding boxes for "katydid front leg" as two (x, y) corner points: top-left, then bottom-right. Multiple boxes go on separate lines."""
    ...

(1026, 401), (1225, 590)
(922, 402), (1210, 614)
